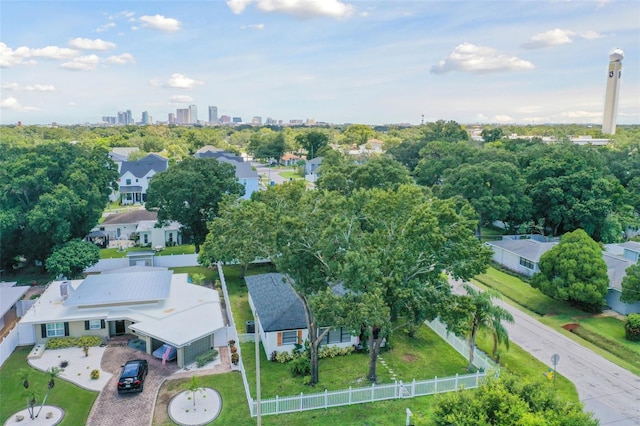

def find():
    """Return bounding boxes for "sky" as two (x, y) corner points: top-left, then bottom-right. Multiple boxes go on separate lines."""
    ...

(1, 0), (639, 126)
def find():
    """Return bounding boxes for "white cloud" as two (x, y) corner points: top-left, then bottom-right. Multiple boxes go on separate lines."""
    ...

(522, 29), (574, 49)
(228, 0), (354, 18)
(0, 97), (38, 111)
(560, 110), (601, 119)
(579, 30), (604, 40)
(228, 0), (254, 14)
(0, 42), (80, 67)
(68, 38), (116, 51)
(2, 82), (56, 92)
(430, 43), (534, 75)
(95, 22), (116, 33)
(104, 53), (135, 64)
(139, 15), (181, 32)
(242, 23), (265, 30)
(493, 115), (514, 123)
(60, 55), (101, 71)
(164, 73), (204, 89)
(169, 95), (193, 104)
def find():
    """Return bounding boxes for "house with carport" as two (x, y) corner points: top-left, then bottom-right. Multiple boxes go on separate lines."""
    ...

(18, 267), (227, 368)
(244, 273), (358, 359)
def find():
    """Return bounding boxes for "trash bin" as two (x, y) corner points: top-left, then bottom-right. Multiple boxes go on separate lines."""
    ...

(246, 320), (255, 334)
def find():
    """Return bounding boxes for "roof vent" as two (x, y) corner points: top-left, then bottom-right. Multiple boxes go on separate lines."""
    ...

(60, 282), (73, 300)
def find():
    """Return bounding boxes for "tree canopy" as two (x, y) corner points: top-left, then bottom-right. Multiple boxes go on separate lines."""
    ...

(145, 157), (245, 252)
(45, 239), (100, 279)
(531, 229), (609, 312)
(433, 372), (597, 426)
(620, 263), (640, 304)
(0, 141), (118, 269)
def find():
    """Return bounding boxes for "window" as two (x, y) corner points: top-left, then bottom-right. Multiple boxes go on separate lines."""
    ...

(320, 327), (352, 345)
(168, 233), (173, 243)
(281, 331), (298, 345)
(46, 323), (65, 337)
(143, 234), (148, 244)
(519, 257), (535, 270)
(125, 179), (131, 185)
(89, 319), (102, 330)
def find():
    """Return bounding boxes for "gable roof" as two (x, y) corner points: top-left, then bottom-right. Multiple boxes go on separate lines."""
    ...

(216, 156), (259, 179)
(0, 283), (28, 316)
(487, 238), (557, 262)
(119, 153), (168, 178)
(64, 270), (172, 307)
(101, 209), (158, 225)
(244, 273), (306, 332)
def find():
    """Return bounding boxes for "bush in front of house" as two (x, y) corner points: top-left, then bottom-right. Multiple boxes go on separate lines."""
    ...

(270, 343), (355, 364)
(90, 369), (100, 380)
(625, 314), (640, 341)
(196, 349), (219, 368)
(46, 335), (103, 349)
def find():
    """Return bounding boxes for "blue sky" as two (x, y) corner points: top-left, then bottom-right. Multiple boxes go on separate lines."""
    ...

(1, 0), (638, 126)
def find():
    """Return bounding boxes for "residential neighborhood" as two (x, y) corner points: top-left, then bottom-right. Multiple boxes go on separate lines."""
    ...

(1, 122), (639, 426)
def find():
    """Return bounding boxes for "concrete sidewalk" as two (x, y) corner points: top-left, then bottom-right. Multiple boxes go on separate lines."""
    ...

(450, 279), (640, 425)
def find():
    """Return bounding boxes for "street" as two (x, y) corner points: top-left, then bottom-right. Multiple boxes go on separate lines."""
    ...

(450, 279), (640, 425)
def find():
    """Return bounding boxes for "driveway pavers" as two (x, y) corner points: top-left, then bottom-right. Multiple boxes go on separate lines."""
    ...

(87, 346), (178, 426)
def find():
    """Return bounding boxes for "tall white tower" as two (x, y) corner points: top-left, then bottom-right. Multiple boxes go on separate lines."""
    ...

(602, 48), (624, 135)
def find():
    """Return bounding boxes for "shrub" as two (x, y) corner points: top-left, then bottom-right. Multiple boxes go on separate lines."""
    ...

(625, 314), (640, 341)
(289, 355), (311, 377)
(231, 352), (239, 365)
(46, 335), (103, 349)
(90, 369), (100, 380)
(271, 344), (355, 364)
(196, 349), (219, 368)
(59, 360), (69, 368)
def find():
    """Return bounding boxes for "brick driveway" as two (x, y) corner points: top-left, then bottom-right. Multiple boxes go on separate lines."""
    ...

(87, 346), (179, 426)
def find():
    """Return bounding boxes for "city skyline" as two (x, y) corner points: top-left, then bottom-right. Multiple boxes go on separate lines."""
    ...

(1, 1), (639, 126)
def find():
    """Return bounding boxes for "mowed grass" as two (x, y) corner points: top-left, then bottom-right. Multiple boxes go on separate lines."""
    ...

(474, 266), (640, 376)
(156, 372), (439, 426)
(100, 244), (196, 259)
(0, 346), (98, 425)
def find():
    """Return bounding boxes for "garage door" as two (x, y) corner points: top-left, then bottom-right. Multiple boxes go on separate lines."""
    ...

(183, 335), (212, 366)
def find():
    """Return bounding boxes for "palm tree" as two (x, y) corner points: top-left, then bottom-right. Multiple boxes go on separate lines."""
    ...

(186, 375), (204, 407)
(463, 284), (514, 371)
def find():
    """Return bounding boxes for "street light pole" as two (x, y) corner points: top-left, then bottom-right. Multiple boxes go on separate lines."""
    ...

(255, 311), (261, 425)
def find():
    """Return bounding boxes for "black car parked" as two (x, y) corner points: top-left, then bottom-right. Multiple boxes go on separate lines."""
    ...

(117, 359), (148, 394)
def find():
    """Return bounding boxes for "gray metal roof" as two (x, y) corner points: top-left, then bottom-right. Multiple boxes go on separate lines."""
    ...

(64, 270), (172, 307)
(620, 241), (640, 253)
(0, 284), (28, 316)
(119, 153), (168, 178)
(216, 157), (258, 179)
(244, 273), (307, 332)
(487, 239), (557, 262)
(603, 253), (635, 291)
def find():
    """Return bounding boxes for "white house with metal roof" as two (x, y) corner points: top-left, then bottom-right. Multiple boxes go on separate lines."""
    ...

(18, 268), (227, 368)
(116, 153), (168, 205)
(195, 147), (259, 199)
(486, 238), (558, 277)
(244, 273), (358, 359)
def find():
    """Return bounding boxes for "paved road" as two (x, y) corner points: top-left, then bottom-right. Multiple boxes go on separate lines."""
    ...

(450, 279), (640, 425)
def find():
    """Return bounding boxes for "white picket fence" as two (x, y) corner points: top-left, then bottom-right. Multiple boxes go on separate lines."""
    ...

(248, 372), (484, 416)
(216, 262), (497, 418)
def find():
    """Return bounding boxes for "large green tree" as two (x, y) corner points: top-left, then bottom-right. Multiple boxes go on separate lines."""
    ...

(438, 161), (531, 235)
(199, 197), (275, 277)
(531, 229), (608, 312)
(0, 142), (118, 269)
(45, 239), (100, 279)
(145, 157), (245, 252)
(295, 131), (329, 160)
(340, 186), (492, 381)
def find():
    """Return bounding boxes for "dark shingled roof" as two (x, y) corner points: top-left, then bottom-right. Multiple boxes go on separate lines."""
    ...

(244, 273), (307, 332)
(119, 153), (168, 178)
(102, 209), (158, 225)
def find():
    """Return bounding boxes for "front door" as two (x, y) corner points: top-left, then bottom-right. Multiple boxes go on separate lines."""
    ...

(114, 320), (126, 335)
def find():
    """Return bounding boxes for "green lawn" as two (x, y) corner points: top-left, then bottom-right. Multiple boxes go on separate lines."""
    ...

(100, 244), (196, 259)
(279, 171), (302, 180)
(169, 266), (218, 284)
(474, 266), (640, 376)
(0, 346), (98, 425)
